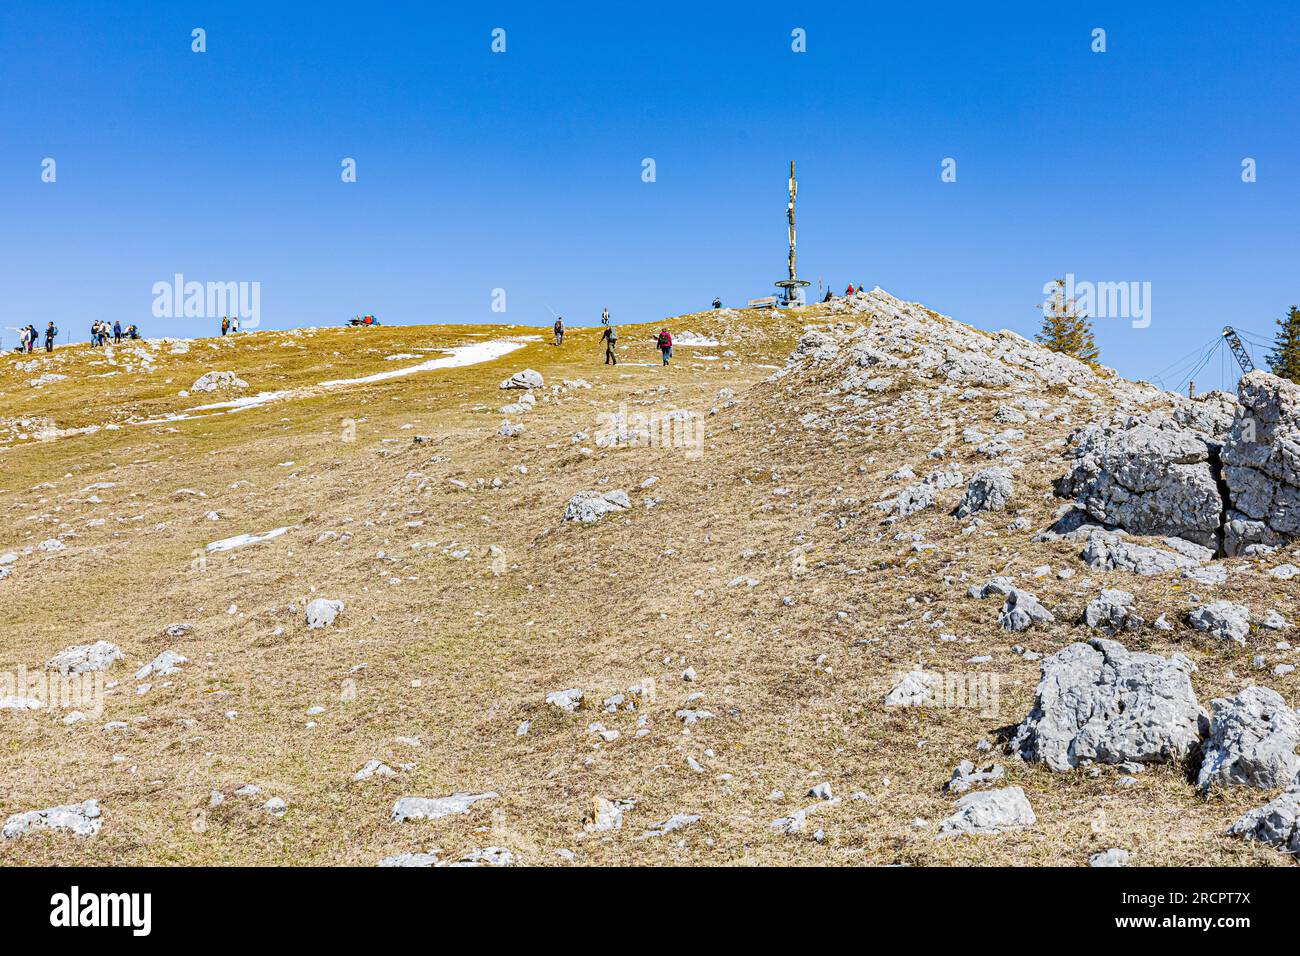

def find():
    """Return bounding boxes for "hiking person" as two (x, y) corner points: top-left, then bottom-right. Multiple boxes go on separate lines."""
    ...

(656, 328), (673, 366)
(712, 297), (722, 310)
(44, 322), (57, 352)
(231, 315), (240, 333)
(602, 323), (618, 365)
(19, 326), (30, 352)
(554, 316), (564, 346)
(127, 324), (139, 339)
(845, 283), (855, 296)
(221, 316), (229, 336)
(113, 320), (122, 343)
(601, 307), (609, 326)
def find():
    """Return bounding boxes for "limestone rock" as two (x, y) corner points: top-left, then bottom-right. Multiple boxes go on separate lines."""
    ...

(938, 787), (1035, 835)
(2, 799), (102, 839)
(1196, 686), (1300, 793)
(562, 490), (630, 523)
(955, 467), (1014, 519)
(45, 641), (123, 675)
(305, 598), (344, 629)
(1011, 638), (1205, 771)
(1188, 601), (1251, 645)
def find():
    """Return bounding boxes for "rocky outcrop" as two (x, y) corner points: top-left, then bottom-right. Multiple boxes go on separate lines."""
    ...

(1011, 638), (1206, 771)
(1228, 779), (1300, 854)
(1187, 601), (1250, 645)
(1221, 371), (1300, 555)
(1056, 416), (1223, 550)
(1057, 371), (1300, 558)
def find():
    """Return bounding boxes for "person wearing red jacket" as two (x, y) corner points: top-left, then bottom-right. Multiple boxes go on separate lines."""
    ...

(656, 329), (673, 366)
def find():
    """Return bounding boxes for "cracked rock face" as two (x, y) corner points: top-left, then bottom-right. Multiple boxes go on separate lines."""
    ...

(1080, 529), (1212, 575)
(1197, 686), (1300, 794)
(1057, 371), (1300, 557)
(1221, 371), (1300, 556)
(1011, 638), (1206, 771)
(1056, 417), (1223, 550)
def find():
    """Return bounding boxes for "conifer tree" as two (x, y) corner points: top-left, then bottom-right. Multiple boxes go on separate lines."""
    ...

(1267, 305), (1300, 384)
(1036, 278), (1099, 363)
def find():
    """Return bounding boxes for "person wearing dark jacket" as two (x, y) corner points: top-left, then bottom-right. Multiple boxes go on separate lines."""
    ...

(45, 322), (57, 352)
(553, 316), (564, 346)
(601, 324), (618, 365)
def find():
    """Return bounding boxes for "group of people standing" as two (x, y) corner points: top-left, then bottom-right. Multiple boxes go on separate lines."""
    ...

(550, 308), (674, 367)
(220, 315), (242, 335)
(14, 323), (57, 353)
(89, 319), (132, 346)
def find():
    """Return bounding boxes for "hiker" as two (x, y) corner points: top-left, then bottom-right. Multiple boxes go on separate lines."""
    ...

(602, 323), (618, 365)
(45, 322), (57, 352)
(221, 316), (229, 336)
(656, 328), (673, 366)
(113, 320), (122, 343)
(554, 316), (564, 346)
(601, 307), (610, 326)
(823, 288), (834, 302)
(231, 315), (240, 333)
(19, 326), (30, 352)
(712, 297), (722, 310)
(127, 324), (139, 339)
(845, 283), (855, 296)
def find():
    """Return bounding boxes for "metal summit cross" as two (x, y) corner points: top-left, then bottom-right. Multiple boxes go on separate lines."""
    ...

(774, 161), (810, 307)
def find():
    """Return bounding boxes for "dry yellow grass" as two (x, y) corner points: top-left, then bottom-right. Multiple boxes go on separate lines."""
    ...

(0, 303), (1295, 866)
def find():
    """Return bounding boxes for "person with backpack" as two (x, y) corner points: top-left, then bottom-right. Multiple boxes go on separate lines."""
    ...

(601, 307), (609, 326)
(553, 316), (564, 346)
(45, 322), (57, 352)
(113, 320), (122, 343)
(712, 297), (722, 310)
(656, 328), (673, 366)
(602, 323), (618, 365)
(845, 283), (855, 296)
(221, 316), (229, 336)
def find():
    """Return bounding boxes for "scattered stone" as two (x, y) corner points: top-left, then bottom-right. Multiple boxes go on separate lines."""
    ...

(955, 467), (1014, 519)
(546, 688), (583, 713)
(999, 588), (1055, 632)
(499, 369), (543, 390)
(1084, 589), (1143, 632)
(305, 598), (345, 629)
(944, 760), (1006, 794)
(1188, 601), (1251, 645)
(191, 371), (248, 393)
(134, 650), (187, 680)
(938, 787), (1035, 836)
(45, 641), (124, 675)
(391, 792), (498, 823)
(1089, 848), (1131, 867)
(2, 799), (102, 839)
(562, 490), (631, 523)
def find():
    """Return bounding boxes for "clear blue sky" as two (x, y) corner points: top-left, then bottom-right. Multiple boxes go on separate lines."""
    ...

(2, 0), (1297, 387)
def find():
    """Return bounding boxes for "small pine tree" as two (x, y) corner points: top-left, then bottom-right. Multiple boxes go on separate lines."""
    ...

(1036, 278), (1099, 363)
(1267, 305), (1300, 384)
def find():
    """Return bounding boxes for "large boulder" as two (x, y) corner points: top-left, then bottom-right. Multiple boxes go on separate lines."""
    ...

(1221, 371), (1300, 555)
(1196, 686), (1300, 794)
(1011, 638), (1206, 771)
